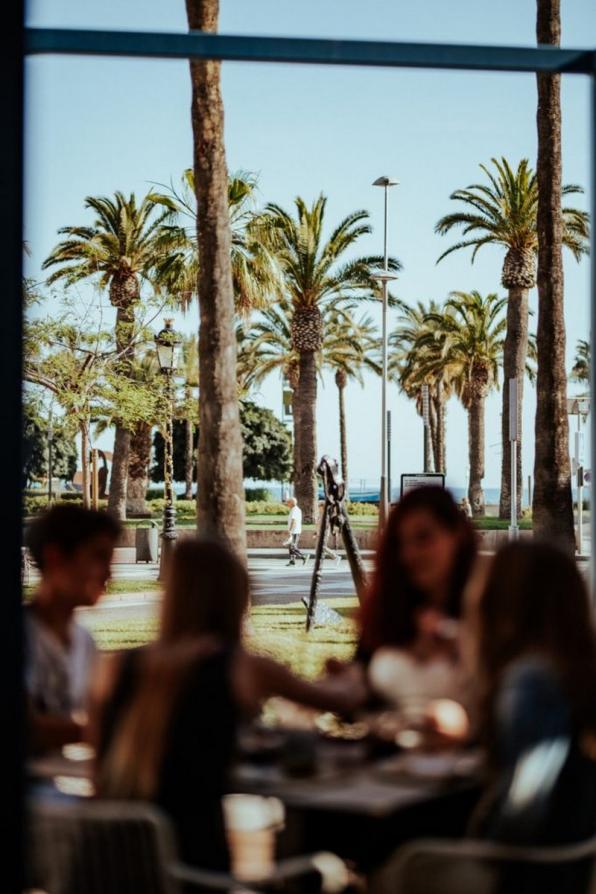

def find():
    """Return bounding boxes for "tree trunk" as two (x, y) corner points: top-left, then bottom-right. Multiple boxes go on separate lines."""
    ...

(126, 421), (152, 515)
(80, 422), (90, 510)
(533, 0), (575, 552)
(435, 381), (446, 474)
(186, 0), (246, 557)
(423, 420), (433, 473)
(108, 303), (134, 519)
(429, 394), (439, 473)
(184, 415), (194, 501)
(337, 382), (349, 497)
(291, 387), (300, 497)
(294, 349), (318, 523)
(468, 395), (486, 517)
(498, 286), (529, 519)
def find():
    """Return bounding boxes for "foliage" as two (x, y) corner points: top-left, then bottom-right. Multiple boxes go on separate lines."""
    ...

(23, 398), (78, 487)
(245, 501), (289, 515)
(245, 487), (273, 502)
(570, 339), (590, 384)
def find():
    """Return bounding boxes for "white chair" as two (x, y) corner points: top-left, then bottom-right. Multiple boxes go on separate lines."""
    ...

(28, 796), (348, 894)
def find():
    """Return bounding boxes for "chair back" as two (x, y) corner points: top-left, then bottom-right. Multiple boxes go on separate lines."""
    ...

(28, 796), (180, 894)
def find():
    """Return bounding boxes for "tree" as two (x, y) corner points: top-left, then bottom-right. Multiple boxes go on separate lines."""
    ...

(152, 401), (291, 485)
(185, 0), (247, 556)
(322, 307), (379, 494)
(432, 292), (506, 515)
(42, 190), (178, 518)
(533, 0), (575, 551)
(570, 339), (590, 385)
(180, 334), (200, 500)
(23, 398), (77, 488)
(259, 195), (399, 521)
(435, 157), (588, 519)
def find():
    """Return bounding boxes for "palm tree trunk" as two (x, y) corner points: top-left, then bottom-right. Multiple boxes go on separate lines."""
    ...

(184, 415), (194, 501)
(126, 422), (151, 515)
(338, 382), (349, 497)
(423, 421), (433, 473)
(498, 286), (529, 519)
(80, 421), (90, 509)
(291, 387), (300, 496)
(533, 0), (575, 552)
(468, 395), (486, 517)
(186, 0), (246, 557)
(295, 349), (318, 523)
(108, 303), (134, 518)
(435, 381), (446, 473)
(429, 395), (439, 472)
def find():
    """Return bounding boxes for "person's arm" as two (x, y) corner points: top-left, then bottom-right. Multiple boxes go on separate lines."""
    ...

(28, 702), (83, 753)
(288, 509), (296, 534)
(231, 649), (367, 717)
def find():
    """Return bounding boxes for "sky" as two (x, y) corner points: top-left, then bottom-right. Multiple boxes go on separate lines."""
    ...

(24, 1), (596, 492)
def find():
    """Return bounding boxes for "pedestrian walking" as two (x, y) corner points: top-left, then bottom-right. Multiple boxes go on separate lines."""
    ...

(284, 497), (308, 566)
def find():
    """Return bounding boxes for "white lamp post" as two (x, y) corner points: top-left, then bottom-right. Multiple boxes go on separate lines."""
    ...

(371, 176), (399, 526)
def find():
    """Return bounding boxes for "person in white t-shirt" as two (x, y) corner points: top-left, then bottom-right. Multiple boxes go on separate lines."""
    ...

(285, 497), (308, 566)
(25, 504), (120, 753)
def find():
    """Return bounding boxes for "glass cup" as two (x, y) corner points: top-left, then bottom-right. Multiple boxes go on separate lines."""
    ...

(222, 794), (284, 881)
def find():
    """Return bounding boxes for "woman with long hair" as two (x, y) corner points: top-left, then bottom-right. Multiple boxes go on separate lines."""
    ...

(358, 487), (477, 714)
(92, 538), (365, 873)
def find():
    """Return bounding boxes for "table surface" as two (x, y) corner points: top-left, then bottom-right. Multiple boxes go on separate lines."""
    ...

(28, 746), (481, 819)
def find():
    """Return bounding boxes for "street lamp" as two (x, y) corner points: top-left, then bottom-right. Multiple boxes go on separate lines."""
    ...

(372, 174), (399, 527)
(155, 319), (182, 579)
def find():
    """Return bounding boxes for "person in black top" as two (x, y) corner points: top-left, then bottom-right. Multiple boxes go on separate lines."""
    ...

(92, 537), (366, 872)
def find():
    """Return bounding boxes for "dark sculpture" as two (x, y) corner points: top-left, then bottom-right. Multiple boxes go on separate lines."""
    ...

(305, 455), (367, 632)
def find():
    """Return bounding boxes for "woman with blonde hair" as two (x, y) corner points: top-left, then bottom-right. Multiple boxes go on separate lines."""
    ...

(92, 538), (365, 872)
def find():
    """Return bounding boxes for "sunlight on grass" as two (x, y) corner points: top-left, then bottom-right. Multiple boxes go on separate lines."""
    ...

(79, 596), (359, 677)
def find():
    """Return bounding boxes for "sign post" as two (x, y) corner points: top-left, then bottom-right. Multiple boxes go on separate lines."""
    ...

(400, 472), (445, 498)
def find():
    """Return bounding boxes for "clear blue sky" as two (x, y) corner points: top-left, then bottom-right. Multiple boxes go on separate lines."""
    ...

(24, 1), (595, 491)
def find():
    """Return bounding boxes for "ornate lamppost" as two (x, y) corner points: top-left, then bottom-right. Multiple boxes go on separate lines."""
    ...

(155, 319), (182, 579)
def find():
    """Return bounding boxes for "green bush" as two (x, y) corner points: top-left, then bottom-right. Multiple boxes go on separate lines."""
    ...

(146, 487), (165, 500)
(24, 494), (108, 516)
(245, 487), (272, 503)
(346, 501), (379, 517)
(148, 498), (196, 519)
(245, 501), (288, 516)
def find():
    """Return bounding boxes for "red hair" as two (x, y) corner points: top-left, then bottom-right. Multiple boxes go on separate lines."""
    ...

(358, 487), (477, 660)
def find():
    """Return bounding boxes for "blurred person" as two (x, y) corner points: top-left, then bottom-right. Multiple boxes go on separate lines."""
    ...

(358, 487), (478, 717)
(25, 504), (120, 753)
(92, 538), (366, 873)
(285, 496), (308, 566)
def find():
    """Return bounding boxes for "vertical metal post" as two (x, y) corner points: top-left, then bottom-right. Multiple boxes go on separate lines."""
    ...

(159, 374), (178, 580)
(91, 449), (99, 511)
(387, 409), (392, 505)
(379, 185), (388, 527)
(591, 73), (596, 595)
(577, 410), (584, 556)
(509, 378), (519, 540)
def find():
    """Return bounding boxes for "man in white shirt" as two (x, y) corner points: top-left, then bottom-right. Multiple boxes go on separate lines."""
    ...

(25, 504), (120, 753)
(285, 497), (308, 566)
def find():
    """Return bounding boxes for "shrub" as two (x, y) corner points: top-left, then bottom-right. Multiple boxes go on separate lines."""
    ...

(245, 487), (272, 503)
(24, 495), (108, 516)
(345, 501), (379, 517)
(245, 501), (288, 516)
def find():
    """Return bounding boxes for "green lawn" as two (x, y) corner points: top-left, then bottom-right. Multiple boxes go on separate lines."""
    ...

(79, 597), (359, 678)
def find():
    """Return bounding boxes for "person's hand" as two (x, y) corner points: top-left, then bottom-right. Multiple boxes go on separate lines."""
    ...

(422, 699), (470, 749)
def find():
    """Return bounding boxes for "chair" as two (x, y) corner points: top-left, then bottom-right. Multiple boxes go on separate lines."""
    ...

(28, 796), (349, 894)
(380, 835), (596, 894)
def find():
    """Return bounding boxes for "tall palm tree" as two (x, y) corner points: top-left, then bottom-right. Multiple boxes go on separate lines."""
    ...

(323, 308), (379, 494)
(534, 0), (575, 552)
(42, 190), (177, 519)
(185, 0), (247, 555)
(435, 157), (588, 519)
(390, 301), (451, 473)
(259, 195), (400, 521)
(431, 292), (506, 515)
(180, 334), (200, 500)
(571, 339), (590, 385)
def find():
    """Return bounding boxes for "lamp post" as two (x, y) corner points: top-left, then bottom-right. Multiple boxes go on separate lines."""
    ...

(372, 176), (398, 527)
(155, 319), (182, 579)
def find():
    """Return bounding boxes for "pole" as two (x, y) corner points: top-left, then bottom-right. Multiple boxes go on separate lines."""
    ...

(91, 449), (99, 511)
(47, 418), (53, 503)
(591, 76), (596, 594)
(379, 184), (388, 527)
(577, 409), (584, 556)
(159, 374), (178, 580)
(528, 474), (532, 509)
(387, 409), (392, 506)
(509, 378), (519, 540)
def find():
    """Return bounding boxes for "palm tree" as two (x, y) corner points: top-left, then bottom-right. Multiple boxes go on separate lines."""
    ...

(534, 0), (575, 552)
(323, 307), (379, 494)
(42, 190), (178, 519)
(390, 301), (451, 473)
(180, 334), (200, 500)
(432, 291), (506, 515)
(435, 157), (588, 520)
(571, 339), (590, 385)
(259, 195), (400, 521)
(185, 0), (247, 555)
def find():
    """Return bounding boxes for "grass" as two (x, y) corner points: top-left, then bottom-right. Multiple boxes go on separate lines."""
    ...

(78, 597), (359, 678)
(472, 517), (533, 530)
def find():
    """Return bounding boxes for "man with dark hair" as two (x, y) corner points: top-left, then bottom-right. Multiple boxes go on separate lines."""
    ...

(25, 504), (120, 752)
